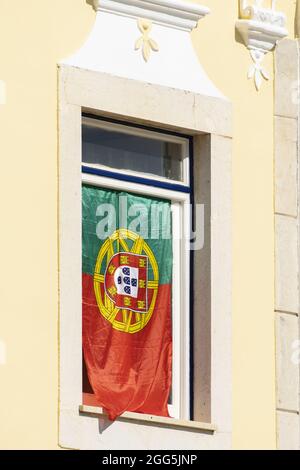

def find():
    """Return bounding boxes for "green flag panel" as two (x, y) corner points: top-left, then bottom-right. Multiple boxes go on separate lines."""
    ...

(82, 185), (173, 285)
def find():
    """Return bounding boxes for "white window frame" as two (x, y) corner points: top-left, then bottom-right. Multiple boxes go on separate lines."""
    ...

(82, 118), (191, 419)
(82, 171), (190, 420)
(82, 115), (190, 186)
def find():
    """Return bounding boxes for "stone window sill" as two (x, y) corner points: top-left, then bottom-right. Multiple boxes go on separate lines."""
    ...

(79, 405), (217, 434)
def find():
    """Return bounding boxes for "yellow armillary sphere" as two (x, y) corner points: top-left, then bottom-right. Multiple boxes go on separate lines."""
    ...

(94, 229), (159, 334)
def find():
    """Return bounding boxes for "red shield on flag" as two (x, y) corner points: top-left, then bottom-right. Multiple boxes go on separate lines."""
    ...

(104, 252), (148, 314)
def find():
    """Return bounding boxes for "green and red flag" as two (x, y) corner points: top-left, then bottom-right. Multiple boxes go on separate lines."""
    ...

(82, 185), (172, 420)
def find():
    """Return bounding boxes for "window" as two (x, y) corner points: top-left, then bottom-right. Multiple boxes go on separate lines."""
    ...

(59, 64), (231, 449)
(81, 115), (192, 420)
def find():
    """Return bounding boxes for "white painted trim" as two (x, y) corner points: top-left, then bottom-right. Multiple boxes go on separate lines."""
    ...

(182, 195), (191, 420)
(239, 1), (286, 27)
(236, 19), (288, 53)
(170, 202), (181, 420)
(82, 173), (188, 201)
(83, 116), (189, 145)
(93, 0), (210, 31)
(170, 201), (190, 420)
(82, 116), (190, 186)
(170, 200), (191, 421)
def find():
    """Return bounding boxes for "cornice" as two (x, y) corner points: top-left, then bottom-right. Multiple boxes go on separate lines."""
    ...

(92, 0), (210, 31)
(236, 1), (288, 90)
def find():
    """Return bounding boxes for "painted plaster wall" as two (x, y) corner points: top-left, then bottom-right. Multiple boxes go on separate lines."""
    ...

(193, 0), (296, 450)
(0, 0), (296, 449)
(0, 0), (94, 450)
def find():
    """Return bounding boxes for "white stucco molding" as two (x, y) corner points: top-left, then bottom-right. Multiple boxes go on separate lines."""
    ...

(61, 0), (224, 98)
(236, 0), (288, 91)
(92, 0), (210, 31)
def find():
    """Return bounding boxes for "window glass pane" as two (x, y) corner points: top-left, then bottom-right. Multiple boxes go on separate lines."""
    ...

(82, 119), (185, 182)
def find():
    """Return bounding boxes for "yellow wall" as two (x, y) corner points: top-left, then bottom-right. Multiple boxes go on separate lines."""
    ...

(0, 0), (296, 449)
(193, 0), (297, 450)
(0, 0), (94, 450)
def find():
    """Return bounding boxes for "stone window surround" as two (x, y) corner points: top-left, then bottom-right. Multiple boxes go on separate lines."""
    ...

(58, 65), (232, 450)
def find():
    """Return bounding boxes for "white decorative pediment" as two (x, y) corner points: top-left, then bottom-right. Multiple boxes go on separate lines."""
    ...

(236, 1), (288, 90)
(61, 0), (224, 98)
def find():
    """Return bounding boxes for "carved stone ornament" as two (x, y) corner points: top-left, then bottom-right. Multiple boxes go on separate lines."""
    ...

(236, 0), (288, 91)
(135, 18), (159, 62)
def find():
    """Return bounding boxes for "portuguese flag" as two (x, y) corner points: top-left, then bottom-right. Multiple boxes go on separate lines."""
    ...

(82, 185), (172, 420)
